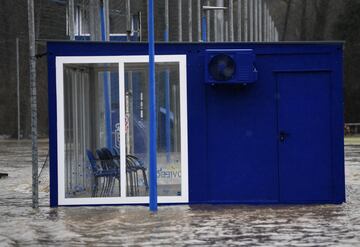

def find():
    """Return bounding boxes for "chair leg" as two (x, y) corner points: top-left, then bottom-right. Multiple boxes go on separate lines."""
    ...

(115, 177), (120, 196)
(134, 171), (138, 196)
(100, 177), (107, 197)
(108, 177), (113, 196)
(135, 171), (139, 196)
(119, 177), (121, 197)
(104, 177), (110, 197)
(142, 169), (149, 192)
(126, 172), (130, 195)
(92, 177), (98, 197)
(132, 171), (136, 196)
(111, 177), (117, 196)
(129, 170), (134, 196)
(95, 178), (100, 197)
(110, 177), (115, 196)
(132, 171), (137, 196)
(105, 177), (111, 196)
(103, 177), (108, 197)
(99, 177), (103, 197)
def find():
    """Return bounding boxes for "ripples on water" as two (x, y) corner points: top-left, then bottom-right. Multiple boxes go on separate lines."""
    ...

(0, 141), (359, 246)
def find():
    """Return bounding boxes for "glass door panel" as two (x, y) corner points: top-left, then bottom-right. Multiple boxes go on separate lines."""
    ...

(58, 55), (187, 205)
(63, 63), (120, 198)
(124, 62), (182, 197)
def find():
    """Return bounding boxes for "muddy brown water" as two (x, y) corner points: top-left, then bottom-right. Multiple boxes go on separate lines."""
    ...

(0, 140), (359, 246)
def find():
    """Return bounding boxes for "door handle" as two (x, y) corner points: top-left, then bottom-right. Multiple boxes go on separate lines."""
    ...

(279, 131), (290, 142)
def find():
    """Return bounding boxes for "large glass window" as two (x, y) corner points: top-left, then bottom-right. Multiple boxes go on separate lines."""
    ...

(63, 63), (119, 199)
(57, 56), (188, 205)
(124, 63), (182, 197)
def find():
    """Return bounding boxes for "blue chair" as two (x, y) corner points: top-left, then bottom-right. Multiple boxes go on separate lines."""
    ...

(111, 148), (149, 195)
(96, 149), (120, 197)
(126, 154), (149, 194)
(86, 149), (119, 197)
(102, 147), (137, 196)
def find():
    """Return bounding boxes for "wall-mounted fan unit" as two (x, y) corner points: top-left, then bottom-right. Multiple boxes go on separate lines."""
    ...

(205, 49), (258, 84)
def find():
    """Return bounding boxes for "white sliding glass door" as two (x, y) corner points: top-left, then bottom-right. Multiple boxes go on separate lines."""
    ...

(56, 55), (188, 205)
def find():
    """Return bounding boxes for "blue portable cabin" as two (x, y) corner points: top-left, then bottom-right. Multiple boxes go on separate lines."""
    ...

(48, 41), (345, 207)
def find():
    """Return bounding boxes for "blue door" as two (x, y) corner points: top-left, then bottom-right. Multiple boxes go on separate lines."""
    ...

(277, 72), (333, 203)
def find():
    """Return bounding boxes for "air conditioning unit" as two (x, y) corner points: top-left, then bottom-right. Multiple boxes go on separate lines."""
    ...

(205, 49), (258, 84)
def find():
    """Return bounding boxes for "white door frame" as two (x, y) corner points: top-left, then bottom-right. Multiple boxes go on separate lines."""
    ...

(56, 55), (188, 205)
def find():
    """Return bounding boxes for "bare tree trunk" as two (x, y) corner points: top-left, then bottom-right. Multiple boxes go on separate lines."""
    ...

(178, 0), (182, 41)
(229, 0), (234, 41)
(282, 0), (292, 41)
(300, 0), (308, 40)
(197, 0), (201, 41)
(188, 0), (193, 41)
(68, 0), (75, 39)
(89, 0), (101, 41)
(313, 0), (331, 40)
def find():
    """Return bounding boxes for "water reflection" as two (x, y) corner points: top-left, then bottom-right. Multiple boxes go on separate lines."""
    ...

(0, 141), (359, 246)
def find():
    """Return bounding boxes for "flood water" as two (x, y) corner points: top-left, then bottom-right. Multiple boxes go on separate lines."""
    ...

(0, 140), (359, 246)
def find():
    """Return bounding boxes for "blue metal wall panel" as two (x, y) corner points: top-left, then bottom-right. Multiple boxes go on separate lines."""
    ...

(277, 72), (332, 202)
(331, 47), (346, 203)
(48, 52), (58, 207)
(206, 83), (279, 203)
(47, 42), (345, 206)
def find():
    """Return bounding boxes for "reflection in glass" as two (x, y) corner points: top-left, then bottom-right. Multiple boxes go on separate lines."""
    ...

(63, 63), (120, 198)
(124, 62), (182, 197)
(62, 61), (183, 200)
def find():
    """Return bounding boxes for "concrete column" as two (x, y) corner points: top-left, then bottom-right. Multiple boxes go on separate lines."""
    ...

(229, 0), (234, 41)
(215, 0), (224, 42)
(259, 0), (263, 41)
(188, 0), (193, 41)
(165, 0), (169, 41)
(178, 0), (183, 41)
(254, 0), (258, 41)
(237, 0), (242, 41)
(207, 0), (211, 41)
(249, 0), (254, 41)
(244, 0), (248, 41)
(89, 0), (101, 40)
(125, 0), (131, 41)
(197, 0), (201, 41)
(68, 0), (75, 39)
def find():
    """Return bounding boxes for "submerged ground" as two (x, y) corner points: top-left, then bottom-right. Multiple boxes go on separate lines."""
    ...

(0, 140), (359, 246)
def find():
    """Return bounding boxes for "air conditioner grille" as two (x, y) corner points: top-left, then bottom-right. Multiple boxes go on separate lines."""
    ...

(208, 54), (236, 81)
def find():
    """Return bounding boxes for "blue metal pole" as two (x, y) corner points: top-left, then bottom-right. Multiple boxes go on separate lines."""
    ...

(100, 1), (112, 149)
(100, 2), (107, 41)
(164, 30), (169, 42)
(202, 13), (207, 42)
(148, 0), (158, 212)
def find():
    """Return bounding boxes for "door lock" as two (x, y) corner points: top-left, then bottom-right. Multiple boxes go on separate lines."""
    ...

(279, 131), (290, 142)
